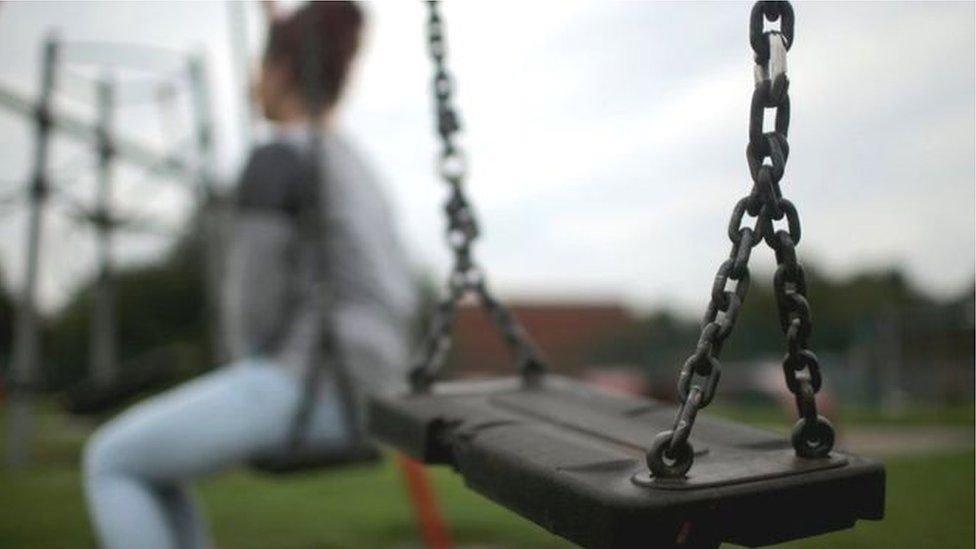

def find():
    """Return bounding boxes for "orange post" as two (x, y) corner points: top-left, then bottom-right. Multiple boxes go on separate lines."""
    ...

(396, 453), (454, 549)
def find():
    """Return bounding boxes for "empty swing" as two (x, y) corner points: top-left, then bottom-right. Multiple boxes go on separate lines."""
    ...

(369, 2), (885, 548)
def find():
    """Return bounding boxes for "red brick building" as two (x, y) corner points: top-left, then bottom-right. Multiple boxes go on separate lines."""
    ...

(445, 301), (640, 380)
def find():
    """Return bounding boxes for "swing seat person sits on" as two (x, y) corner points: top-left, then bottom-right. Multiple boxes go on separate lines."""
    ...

(83, 4), (417, 548)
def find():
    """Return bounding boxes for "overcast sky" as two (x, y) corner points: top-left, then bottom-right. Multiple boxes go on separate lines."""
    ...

(0, 1), (973, 314)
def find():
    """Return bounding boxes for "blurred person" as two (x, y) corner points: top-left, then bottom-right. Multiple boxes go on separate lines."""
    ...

(82, 3), (417, 548)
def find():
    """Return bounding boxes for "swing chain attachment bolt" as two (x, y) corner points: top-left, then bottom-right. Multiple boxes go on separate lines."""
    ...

(648, 384), (704, 478)
(648, 430), (694, 479)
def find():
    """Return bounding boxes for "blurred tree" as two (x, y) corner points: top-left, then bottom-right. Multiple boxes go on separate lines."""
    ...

(0, 268), (15, 364)
(590, 265), (943, 380)
(43, 219), (211, 398)
(722, 266), (934, 360)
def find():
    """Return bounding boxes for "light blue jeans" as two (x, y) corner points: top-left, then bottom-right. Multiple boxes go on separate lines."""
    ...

(82, 359), (348, 549)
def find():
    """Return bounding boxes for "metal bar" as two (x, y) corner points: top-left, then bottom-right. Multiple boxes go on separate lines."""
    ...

(396, 454), (455, 549)
(90, 77), (118, 388)
(0, 83), (191, 179)
(6, 35), (58, 469)
(187, 55), (227, 362)
(226, 0), (254, 148)
(60, 41), (185, 72)
(187, 57), (214, 201)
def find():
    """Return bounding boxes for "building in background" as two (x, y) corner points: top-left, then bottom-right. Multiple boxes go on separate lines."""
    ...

(447, 301), (647, 394)
(444, 291), (975, 410)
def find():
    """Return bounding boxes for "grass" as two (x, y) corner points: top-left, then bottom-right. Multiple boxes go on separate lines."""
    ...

(707, 401), (976, 428)
(0, 404), (972, 548)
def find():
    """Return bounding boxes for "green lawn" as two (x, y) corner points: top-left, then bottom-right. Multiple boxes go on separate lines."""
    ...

(0, 406), (972, 548)
(707, 402), (976, 429)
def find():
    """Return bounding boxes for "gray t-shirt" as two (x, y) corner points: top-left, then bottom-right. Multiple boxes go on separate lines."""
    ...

(222, 131), (417, 397)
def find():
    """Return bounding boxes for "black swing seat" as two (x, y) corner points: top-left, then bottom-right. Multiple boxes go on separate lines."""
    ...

(249, 442), (382, 475)
(369, 375), (884, 548)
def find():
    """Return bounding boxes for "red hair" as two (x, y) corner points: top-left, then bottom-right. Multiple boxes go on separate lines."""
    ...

(264, 1), (364, 108)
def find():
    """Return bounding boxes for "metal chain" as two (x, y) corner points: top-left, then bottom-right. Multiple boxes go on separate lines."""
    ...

(409, 1), (547, 393)
(648, 1), (834, 478)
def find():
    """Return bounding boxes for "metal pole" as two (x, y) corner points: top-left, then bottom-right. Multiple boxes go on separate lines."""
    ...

(880, 310), (906, 417)
(0, 85), (192, 179)
(6, 35), (58, 469)
(187, 56), (226, 362)
(226, 0), (254, 148)
(90, 76), (118, 387)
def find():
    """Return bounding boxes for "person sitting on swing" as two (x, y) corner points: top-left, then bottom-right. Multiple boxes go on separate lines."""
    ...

(83, 3), (418, 548)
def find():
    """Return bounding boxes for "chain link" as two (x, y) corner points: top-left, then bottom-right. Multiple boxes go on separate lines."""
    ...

(409, 1), (546, 393)
(648, 1), (834, 478)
